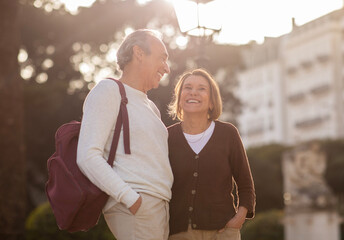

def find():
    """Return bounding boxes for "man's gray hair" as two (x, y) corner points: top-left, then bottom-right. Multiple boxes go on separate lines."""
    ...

(117, 29), (162, 71)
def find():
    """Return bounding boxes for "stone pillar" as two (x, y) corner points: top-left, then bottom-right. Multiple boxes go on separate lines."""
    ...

(282, 142), (341, 240)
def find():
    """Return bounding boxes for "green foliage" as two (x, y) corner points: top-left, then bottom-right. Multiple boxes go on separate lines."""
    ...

(247, 144), (288, 212)
(25, 202), (115, 240)
(326, 154), (344, 194)
(246, 140), (344, 213)
(241, 209), (284, 240)
(320, 139), (344, 195)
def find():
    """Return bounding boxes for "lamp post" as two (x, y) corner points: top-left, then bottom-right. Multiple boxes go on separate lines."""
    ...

(173, 0), (222, 67)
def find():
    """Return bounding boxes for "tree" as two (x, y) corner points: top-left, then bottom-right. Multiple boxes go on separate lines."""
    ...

(0, 1), (26, 239)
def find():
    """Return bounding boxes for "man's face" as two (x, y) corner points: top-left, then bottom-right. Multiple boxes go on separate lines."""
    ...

(141, 37), (170, 91)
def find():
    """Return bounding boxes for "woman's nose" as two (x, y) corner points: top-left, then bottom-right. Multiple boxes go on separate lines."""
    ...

(189, 88), (197, 95)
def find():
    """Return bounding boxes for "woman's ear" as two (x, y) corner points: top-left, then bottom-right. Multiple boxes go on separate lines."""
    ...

(209, 102), (214, 111)
(133, 45), (144, 61)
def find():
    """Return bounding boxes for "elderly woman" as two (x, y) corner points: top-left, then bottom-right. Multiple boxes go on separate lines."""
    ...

(167, 69), (256, 240)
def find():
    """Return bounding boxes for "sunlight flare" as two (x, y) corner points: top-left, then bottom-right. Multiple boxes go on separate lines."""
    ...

(42, 58), (54, 70)
(18, 49), (28, 63)
(167, 0), (343, 44)
(21, 65), (35, 80)
(36, 72), (48, 84)
(60, 0), (96, 14)
(172, 0), (222, 36)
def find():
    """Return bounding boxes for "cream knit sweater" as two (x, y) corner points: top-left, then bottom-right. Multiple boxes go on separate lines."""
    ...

(77, 79), (173, 211)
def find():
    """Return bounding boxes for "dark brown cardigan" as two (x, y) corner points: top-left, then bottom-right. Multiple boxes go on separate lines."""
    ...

(168, 120), (256, 235)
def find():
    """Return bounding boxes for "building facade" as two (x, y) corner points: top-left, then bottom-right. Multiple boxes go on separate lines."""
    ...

(237, 37), (285, 147)
(237, 9), (344, 148)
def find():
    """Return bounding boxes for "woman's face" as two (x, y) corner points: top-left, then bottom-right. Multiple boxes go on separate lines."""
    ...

(179, 75), (213, 118)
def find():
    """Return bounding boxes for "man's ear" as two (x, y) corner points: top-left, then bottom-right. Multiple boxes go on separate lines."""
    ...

(133, 45), (144, 61)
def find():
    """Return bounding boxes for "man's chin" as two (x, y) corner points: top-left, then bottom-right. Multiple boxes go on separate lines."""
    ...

(153, 81), (160, 89)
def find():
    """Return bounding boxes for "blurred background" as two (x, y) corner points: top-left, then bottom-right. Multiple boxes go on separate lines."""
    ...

(0, 0), (343, 239)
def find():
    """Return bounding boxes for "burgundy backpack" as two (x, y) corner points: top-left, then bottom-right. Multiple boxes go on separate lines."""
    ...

(45, 78), (130, 232)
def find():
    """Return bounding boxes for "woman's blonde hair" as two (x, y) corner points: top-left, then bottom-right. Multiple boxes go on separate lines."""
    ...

(168, 68), (222, 121)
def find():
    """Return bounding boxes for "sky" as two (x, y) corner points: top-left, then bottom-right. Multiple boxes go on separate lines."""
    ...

(216, 0), (344, 44)
(60, 0), (344, 45)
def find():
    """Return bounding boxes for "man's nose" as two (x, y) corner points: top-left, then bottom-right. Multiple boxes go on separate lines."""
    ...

(164, 62), (170, 74)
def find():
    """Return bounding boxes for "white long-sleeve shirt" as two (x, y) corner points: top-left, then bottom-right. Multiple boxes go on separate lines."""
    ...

(77, 79), (173, 211)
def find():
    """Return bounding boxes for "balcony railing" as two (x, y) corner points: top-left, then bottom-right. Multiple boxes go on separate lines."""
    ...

(286, 66), (297, 75)
(300, 60), (313, 69)
(317, 53), (330, 63)
(310, 83), (330, 95)
(246, 126), (264, 136)
(295, 115), (330, 128)
(288, 92), (305, 102)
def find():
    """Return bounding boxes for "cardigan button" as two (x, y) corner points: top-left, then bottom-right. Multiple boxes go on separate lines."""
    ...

(192, 224), (197, 228)
(193, 172), (198, 177)
(191, 190), (196, 194)
(188, 207), (193, 211)
(194, 155), (199, 159)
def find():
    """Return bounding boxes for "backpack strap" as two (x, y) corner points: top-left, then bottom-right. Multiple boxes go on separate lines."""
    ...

(107, 78), (131, 167)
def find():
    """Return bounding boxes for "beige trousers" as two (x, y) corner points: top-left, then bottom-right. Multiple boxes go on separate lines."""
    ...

(168, 224), (241, 240)
(104, 193), (169, 240)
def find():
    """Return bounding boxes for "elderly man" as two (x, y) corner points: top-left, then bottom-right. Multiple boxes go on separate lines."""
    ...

(77, 29), (173, 240)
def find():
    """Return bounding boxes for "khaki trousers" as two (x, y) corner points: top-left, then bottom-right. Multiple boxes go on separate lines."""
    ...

(104, 193), (169, 240)
(168, 224), (241, 240)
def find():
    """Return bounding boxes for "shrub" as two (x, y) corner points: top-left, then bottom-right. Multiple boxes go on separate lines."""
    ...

(25, 202), (115, 240)
(247, 144), (288, 212)
(241, 209), (284, 240)
(321, 139), (344, 196)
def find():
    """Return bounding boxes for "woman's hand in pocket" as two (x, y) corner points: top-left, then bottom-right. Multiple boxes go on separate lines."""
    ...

(218, 206), (247, 233)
